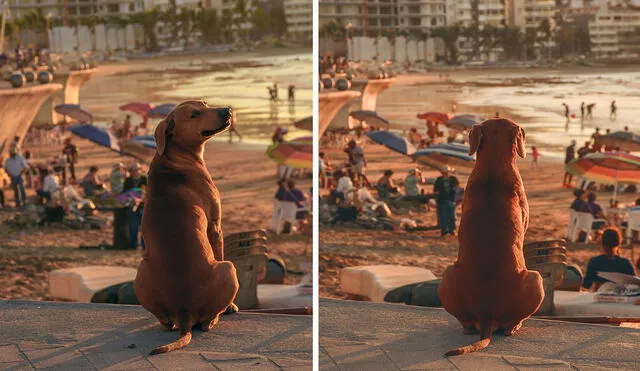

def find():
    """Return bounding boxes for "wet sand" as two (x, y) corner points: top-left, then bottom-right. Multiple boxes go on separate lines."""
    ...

(0, 137), (311, 300)
(319, 144), (639, 299)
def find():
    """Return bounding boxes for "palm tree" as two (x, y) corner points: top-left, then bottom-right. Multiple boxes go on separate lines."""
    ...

(179, 8), (196, 47)
(410, 29), (428, 61)
(80, 15), (98, 50)
(250, 7), (270, 38)
(432, 25), (462, 65)
(233, 0), (250, 42)
(197, 8), (221, 45)
(113, 15), (130, 51)
(498, 24), (524, 61)
(382, 27), (397, 61)
(130, 9), (160, 52)
(221, 9), (233, 43)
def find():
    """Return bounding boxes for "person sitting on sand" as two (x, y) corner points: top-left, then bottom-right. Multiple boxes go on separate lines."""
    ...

(586, 192), (609, 230)
(36, 167), (60, 204)
(331, 170), (354, 204)
(376, 170), (400, 199)
(570, 189), (590, 213)
(63, 177), (94, 209)
(582, 227), (635, 292)
(354, 179), (392, 217)
(80, 166), (104, 196)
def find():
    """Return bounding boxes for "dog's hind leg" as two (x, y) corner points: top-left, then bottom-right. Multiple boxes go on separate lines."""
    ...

(503, 321), (522, 336)
(199, 315), (220, 331)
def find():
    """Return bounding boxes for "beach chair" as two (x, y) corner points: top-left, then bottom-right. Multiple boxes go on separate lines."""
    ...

(270, 199), (283, 232)
(570, 212), (605, 242)
(524, 239), (568, 315)
(566, 209), (577, 239)
(626, 210), (640, 241)
(274, 201), (308, 235)
(230, 253), (269, 310)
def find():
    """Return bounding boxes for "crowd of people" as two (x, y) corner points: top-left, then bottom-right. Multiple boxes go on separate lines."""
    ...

(321, 139), (464, 237)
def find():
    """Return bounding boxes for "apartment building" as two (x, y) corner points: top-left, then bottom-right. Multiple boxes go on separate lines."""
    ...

(319, 0), (398, 35)
(5, 0), (146, 20)
(284, 0), (312, 41)
(507, 0), (556, 29)
(454, 0), (505, 27)
(589, 2), (640, 58)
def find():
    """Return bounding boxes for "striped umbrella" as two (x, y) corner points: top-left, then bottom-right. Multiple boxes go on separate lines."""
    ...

(595, 131), (640, 152)
(416, 112), (452, 123)
(266, 138), (312, 169)
(413, 144), (475, 170)
(445, 114), (484, 131)
(119, 102), (154, 117)
(565, 151), (640, 200)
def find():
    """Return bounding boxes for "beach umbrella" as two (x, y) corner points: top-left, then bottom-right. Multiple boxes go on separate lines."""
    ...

(119, 102), (154, 117)
(349, 110), (391, 129)
(69, 124), (120, 152)
(131, 135), (156, 149)
(365, 131), (416, 156)
(147, 103), (177, 118)
(565, 151), (640, 200)
(266, 142), (312, 169)
(413, 144), (475, 170)
(293, 116), (312, 131)
(286, 136), (313, 152)
(445, 114), (484, 131)
(54, 104), (93, 123)
(416, 112), (452, 123)
(595, 131), (640, 152)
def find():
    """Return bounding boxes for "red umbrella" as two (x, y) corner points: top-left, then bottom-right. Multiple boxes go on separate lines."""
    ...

(416, 112), (452, 123)
(119, 102), (155, 117)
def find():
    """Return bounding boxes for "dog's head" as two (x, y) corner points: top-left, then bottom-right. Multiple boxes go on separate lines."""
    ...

(468, 118), (526, 159)
(154, 100), (233, 156)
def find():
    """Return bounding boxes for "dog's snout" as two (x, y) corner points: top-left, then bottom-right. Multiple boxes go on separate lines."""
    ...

(218, 107), (232, 122)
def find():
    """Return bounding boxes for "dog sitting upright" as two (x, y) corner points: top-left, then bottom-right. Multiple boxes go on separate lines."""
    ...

(438, 118), (544, 356)
(134, 101), (239, 355)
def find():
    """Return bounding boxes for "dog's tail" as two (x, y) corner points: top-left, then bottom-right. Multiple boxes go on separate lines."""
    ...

(150, 311), (193, 355)
(445, 319), (493, 357)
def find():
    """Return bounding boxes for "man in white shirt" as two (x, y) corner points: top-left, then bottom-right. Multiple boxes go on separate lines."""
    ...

(3, 149), (29, 207)
(36, 168), (59, 203)
(334, 171), (354, 203)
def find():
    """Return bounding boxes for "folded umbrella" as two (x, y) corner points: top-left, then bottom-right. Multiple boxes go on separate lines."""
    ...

(147, 103), (177, 118)
(293, 116), (312, 131)
(54, 104), (93, 123)
(365, 131), (416, 156)
(445, 114), (484, 131)
(416, 112), (452, 123)
(349, 110), (390, 129)
(119, 102), (155, 117)
(69, 124), (120, 152)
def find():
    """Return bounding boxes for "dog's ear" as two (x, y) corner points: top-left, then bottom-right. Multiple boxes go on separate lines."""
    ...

(515, 126), (526, 158)
(154, 117), (175, 156)
(468, 124), (483, 156)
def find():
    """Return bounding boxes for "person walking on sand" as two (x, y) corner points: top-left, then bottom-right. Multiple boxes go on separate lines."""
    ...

(610, 100), (617, 121)
(563, 140), (577, 188)
(288, 85), (295, 101)
(562, 103), (570, 124)
(580, 102), (585, 121)
(586, 103), (595, 120)
(3, 148), (29, 207)
(531, 146), (541, 169)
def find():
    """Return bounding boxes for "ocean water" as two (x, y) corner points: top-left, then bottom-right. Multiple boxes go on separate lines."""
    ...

(376, 68), (640, 158)
(79, 50), (312, 144)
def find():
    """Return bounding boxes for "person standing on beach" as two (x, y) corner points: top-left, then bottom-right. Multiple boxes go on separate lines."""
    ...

(345, 140), (370, 188)
(610, 100), (617, 121)
(563, 140), (577, 188)
(531, 146), (541, 169)
(580, 102), (585, 121)
(62, 138), (78, 185)
(586, 103), (595, 120)
(124, 163), (147, 250)
(288, 85), (295, 101)
(562, 103), (570, 124)
(3, 148), (29, 207)
(434, 167), (459, 238)
(591, 127), (602, 152)
(578, 141), (592, 158)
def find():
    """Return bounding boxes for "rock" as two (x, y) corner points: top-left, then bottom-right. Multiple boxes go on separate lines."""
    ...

(9, 73), (26, 88)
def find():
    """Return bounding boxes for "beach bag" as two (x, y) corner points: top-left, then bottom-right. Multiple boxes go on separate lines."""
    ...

(335, 206), (358, 222)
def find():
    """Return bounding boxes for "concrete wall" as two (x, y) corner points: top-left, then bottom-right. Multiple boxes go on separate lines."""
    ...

(47, 25), (138, 53)
(346, 36), (439, 62)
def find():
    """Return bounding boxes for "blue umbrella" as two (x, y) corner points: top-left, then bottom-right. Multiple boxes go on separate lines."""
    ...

(54, 104), (93, 123)
(445, 114), (484, 131)
(69, 124), (120, 152)
(131, 135), (157, 149)
(413, 145), (475, 170)
(147, 103), (177, 118)
(349, 110), (391, 129)
(365, 131), (416, 156)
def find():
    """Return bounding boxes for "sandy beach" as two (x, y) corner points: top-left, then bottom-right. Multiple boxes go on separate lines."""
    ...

(319, 143), (639, 299)
(0, 136), (311, 301)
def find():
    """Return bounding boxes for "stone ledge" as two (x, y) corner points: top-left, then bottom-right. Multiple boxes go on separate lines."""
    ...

(0, 300), (311, 370)
(320, 298), (640, 370)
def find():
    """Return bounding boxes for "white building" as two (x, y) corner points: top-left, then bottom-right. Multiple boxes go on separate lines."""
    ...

(589, 2), (640, 58)
(284, 0), (311, 41)
(508, 0), (556, 29)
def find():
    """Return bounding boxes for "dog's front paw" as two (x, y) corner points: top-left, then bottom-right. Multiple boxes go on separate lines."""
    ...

(223, 303), (239, 315)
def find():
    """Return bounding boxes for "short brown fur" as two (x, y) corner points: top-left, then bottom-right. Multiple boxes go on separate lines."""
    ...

(438, 118), (544, 356)
(134, 101), (239, 355)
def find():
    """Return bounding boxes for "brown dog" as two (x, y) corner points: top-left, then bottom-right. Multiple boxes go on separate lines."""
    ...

(134, 101), (239, 355)
(438, 118), (544, 356)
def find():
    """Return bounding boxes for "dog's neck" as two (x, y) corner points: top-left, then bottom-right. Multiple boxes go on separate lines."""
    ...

(476, 148), (518, 169)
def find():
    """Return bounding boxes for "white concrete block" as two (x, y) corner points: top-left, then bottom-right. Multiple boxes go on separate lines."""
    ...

(258, 284), (312, 309)
(48, 266), (137, 302)
(341, 265), (436, 302)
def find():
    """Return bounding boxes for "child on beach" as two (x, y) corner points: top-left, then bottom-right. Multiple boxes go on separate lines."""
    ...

(531, 146), (540, 168)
